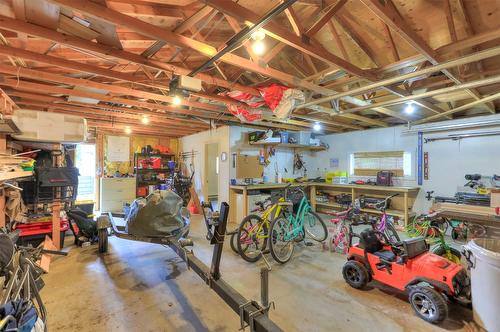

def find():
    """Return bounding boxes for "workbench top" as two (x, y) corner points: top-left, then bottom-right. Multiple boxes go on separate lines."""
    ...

(229, 183), (307, 190)
(311, 183), (420, 192)
(230, 182), (420, 192)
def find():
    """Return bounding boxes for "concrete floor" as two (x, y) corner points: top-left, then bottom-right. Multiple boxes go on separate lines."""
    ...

(41, 215), (474, 332)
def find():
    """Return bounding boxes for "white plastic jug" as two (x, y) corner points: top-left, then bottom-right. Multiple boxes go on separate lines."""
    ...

(463, 238), (500, 332)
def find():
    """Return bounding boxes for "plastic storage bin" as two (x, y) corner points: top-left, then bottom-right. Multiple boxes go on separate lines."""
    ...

(280, 131), (289, 144)
(298, 131), (311, 145)
(463, 238), (500, 331)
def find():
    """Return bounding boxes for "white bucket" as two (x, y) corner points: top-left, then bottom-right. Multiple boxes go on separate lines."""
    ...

(463, 238), (500, 332)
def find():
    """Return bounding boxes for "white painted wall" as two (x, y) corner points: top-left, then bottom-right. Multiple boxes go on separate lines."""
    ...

(179, 126), (230, 204)
(229, 126), (315, 181)
(303, 120), (500, 214)
(182, 117), (500, 214)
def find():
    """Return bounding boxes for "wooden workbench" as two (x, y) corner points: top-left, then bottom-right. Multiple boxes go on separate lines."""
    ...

(229, 182), (420, 227)
(310, 183), (420, 227)
(432, 202), (500, 223)
(229, 183), (306, 224)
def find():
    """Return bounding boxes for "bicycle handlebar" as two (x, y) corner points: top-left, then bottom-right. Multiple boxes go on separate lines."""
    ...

(375, 193), (400, 211)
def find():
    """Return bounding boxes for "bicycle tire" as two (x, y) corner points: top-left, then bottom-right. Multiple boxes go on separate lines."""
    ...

(230, 232), (239, 254)
(432, 246), (461, 264)
(269, 217), (294, 264)
(237, 214), (267, 263)
(303, 211), (328, 242)
(333, 225), (349, 254)
(383, 221), (400, 244)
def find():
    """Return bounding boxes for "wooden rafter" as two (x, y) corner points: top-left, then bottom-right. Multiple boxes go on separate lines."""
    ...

(0, 15), (260, 95)
(306, 0), (347, 36)
(203, 0), (375, 80)
(361, 0), (495, 114)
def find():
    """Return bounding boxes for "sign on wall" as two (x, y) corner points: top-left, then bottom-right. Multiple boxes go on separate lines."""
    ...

(106, 135), (130, 162)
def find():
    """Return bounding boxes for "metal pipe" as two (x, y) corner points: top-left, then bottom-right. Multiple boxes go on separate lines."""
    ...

(424, 131), (500, 143)
(297, 45), (500, 109)
(260, 267), (269, 315)
(189, 0), (297, 77)
(404, 113), (500, 134)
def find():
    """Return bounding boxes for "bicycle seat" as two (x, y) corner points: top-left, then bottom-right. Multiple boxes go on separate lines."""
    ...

(278, 201), (293, 206)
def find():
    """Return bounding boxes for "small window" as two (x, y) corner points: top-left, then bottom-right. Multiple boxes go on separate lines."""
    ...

(75, 144), (96, 200)
(350, 151), (412, 177)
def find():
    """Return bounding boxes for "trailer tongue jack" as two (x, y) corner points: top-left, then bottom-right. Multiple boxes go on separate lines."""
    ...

(100, 202), (282, 332)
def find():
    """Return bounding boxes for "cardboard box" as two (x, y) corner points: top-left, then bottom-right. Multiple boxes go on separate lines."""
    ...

(490, 189), (500, 208)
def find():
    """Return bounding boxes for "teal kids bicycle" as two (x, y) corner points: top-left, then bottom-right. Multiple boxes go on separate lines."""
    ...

(269, 186), (327, 264)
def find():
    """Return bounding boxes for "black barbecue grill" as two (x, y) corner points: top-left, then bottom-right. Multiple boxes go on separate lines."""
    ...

(19, 167), (79, 208)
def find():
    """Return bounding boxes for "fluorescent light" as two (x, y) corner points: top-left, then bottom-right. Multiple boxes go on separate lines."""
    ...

(252, 40), (265, 56)
(141, 116), (149, 124)
(172, 95), (182, 106)
(404, 102), (415, 114)
(124, 126), (132, 134)
(313, 122), (321, 131)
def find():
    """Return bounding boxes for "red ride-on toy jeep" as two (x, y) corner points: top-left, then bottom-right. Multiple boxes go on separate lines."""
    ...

(342, 221), (470, 324)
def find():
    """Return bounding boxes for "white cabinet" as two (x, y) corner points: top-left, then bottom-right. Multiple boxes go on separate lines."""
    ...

(100, 178), (136, 212)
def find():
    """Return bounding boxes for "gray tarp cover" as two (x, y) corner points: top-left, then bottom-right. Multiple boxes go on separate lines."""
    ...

(125, 190), (187, 237)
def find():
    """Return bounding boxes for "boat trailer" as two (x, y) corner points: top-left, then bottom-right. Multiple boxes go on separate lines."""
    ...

(98, 202), (282, 332)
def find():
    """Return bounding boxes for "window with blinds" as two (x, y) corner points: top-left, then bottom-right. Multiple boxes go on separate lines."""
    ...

(350, 151), (411, 177)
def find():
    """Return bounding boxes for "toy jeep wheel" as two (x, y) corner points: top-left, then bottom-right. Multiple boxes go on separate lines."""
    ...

(408, 286), (448, 324)
(98, 228), (108, 253)
(342, 260), (369, 289)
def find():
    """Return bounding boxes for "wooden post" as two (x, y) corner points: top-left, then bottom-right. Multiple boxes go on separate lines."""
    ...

(310, 184), (316, 211)
(403, 192), (409, 227)
(52, 202), (61, 249)
(242, 187), (248, 222)
(0, 134), (6, 228)
(229, 187), (236, 225)
(95, 131), (104, 211)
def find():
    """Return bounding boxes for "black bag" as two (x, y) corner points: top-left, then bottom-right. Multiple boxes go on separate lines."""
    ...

(376, 171), (393, 186)
(66, 209), (98, 239)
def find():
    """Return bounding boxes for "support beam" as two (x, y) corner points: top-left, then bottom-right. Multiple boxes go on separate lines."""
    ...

(298, 45), (500, 109)
(306, 0), (347, 36)
(45, 0), (344, 92)
(361, 0), (495, 113)
(0, 14), (260, 95)
(334, 15), (380, 67)
(14, 99), (208, 130)
(0, 62), (225, 113)
(413, 93), (500, 124)
(0, 78), (225, 119)
(340, 75), (500, 114)
(203, 0), (374, 79)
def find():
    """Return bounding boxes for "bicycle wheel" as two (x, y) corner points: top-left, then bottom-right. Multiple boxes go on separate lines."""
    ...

(229, 231), (239, 254)
(383, 221), (401, 244)
(303, 211), (327, 242)
(333, 225), (349, 254)
(237, 214), (267, 263)
(269, 217), (294, 264)
(432, 246), (461, 264)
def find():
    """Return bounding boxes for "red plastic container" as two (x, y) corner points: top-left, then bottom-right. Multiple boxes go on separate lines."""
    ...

(14, 220), (69, 248)
(138, 157), (161, 169)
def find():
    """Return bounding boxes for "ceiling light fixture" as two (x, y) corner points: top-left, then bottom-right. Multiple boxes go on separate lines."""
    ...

(313, 122), (321, 132)
(172, 95), (182, 106)
(404, 102), (415, 115)
(252, 40), (266, 56)
(124, 126), (132, 134)
(251, 30), (266, 41)
(141, 116), (149, 124)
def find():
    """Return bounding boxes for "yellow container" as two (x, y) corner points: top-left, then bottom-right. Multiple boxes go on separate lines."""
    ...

(325, 171), (348, 183)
